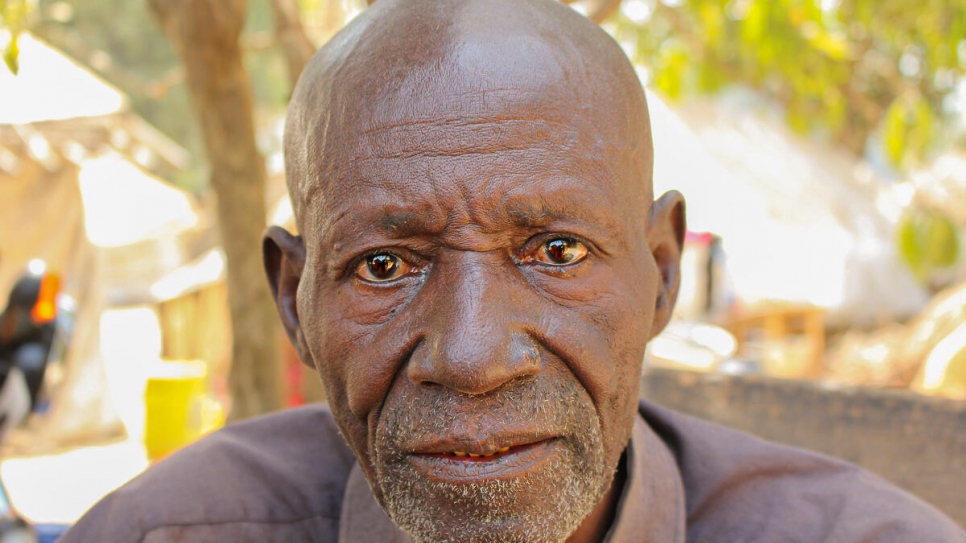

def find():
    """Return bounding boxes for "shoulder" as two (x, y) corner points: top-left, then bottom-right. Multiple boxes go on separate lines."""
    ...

(62, 404), (356, 543)
(640, 400), (966, 543)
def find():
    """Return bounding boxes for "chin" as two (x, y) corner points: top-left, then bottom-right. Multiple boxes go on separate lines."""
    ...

(371, 373), (617, 543)
(378, 443), (614, 543)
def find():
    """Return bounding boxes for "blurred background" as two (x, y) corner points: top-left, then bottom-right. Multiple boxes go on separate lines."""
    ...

(0, 0), (964, 539)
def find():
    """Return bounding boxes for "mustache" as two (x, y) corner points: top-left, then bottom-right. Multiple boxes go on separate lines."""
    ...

(375, 374), (594, 456)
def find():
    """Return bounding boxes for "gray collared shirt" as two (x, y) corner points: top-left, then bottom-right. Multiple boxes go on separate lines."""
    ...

(62, 401), (966, 542)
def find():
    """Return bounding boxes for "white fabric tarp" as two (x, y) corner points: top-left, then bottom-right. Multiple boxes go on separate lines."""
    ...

(0, 33), (125, 124)
(78, 153), (199, 248)
(649, 89), (928, 326)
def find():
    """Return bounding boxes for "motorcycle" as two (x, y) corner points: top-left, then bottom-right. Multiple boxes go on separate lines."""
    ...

(0, 260), (75, 543)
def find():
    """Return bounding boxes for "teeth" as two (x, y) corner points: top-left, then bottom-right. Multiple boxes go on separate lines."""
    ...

(451, 447), (512, 458)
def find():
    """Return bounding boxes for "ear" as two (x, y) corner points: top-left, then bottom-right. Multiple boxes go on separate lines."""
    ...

(646, 190), (686, 339)
(263, 226), (311, 365)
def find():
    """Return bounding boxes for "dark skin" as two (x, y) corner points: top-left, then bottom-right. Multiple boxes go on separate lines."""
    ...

(264, 1), (685, 541)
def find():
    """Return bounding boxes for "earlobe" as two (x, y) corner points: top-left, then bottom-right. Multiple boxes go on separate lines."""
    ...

(263, 226), (311, 363)
(646, 190), (686, 339)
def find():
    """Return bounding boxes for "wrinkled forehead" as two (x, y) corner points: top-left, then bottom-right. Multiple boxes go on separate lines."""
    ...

(346, 78), (606, 182)
(336, 27), (642, 149)
(285, 0), (652, 233)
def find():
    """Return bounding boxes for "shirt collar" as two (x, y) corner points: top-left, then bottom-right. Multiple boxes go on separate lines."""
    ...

(338, 414), (686, 543)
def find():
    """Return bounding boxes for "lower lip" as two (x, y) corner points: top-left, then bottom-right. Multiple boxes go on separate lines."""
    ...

(408, 439), (557, 483)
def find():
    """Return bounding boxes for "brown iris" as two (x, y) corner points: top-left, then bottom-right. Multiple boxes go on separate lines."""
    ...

(538, 237), (588, 265)
(357, 253), (413, 282)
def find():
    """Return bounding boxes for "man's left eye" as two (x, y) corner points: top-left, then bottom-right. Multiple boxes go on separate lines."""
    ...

(535, 237), (589, 266)
(355, 253), (416, 282)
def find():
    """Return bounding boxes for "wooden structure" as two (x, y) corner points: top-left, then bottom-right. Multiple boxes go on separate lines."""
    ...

(157, 282), (231, 381)
(156, 276), (325, 407)
(728, 304), (826, 378)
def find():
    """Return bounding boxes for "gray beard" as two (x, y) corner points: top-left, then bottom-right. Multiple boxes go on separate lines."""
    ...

(373, 377), (614, 543)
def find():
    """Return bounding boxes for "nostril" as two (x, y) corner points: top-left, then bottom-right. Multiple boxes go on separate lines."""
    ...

(508, 334), (542, 373)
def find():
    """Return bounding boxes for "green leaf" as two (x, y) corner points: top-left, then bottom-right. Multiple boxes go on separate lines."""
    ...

(654, 40), (690, 100)
(927, 213), (960, 268)
(698, 3), (723, 45)
(742, 0), (768, 44)
(698, 63), (726, 93)
(896, 209), (961, 283)
(881, 96), (935, 170)
(610, 0), (962, 158)
(883, 99), (907, 167)
(897, 213), (925, 281)
(810, 31), (849, 60)
(3, 31), (19, 75)
(824, 90), (846, 133)
(908, 99), (935, 161)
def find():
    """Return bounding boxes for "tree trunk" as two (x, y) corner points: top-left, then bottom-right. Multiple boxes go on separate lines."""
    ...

(271, 0), (316, 84)
(149, 0), (282, 421)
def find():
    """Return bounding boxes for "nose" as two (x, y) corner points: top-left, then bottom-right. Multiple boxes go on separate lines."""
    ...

(407, 252), (541, 395)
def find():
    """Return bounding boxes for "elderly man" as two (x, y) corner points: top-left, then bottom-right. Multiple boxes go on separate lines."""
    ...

(64, 0), (965, 542)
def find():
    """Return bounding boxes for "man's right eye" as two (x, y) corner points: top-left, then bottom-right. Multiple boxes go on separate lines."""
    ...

(355, 253), (415, 283)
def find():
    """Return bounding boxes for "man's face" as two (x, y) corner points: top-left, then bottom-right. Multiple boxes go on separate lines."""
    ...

(271, 27), (682, 543)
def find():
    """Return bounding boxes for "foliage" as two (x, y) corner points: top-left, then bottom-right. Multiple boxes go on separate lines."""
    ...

(896, 207), (961, 282)
(607, 0), (966, 169)
(30, 0), (300, 192)
(1, 0), (30, 74)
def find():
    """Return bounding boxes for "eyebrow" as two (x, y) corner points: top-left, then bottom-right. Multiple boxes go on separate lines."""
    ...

(378, 211), (441, 238)
(501, 184), (622, 236)
(506, 206), (553, 228)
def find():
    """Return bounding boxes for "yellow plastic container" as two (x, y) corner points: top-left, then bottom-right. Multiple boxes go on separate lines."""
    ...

(144, 360), (207, 460)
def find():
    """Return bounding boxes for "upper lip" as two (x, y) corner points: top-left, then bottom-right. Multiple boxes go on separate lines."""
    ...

(407, 430), (558, 456)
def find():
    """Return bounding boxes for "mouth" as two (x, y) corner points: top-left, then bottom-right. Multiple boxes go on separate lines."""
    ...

(420, 441), (543, 461)
(406, 438), (558, 483)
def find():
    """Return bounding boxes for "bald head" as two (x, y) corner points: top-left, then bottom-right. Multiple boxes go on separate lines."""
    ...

(284, 0), (653, 231)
